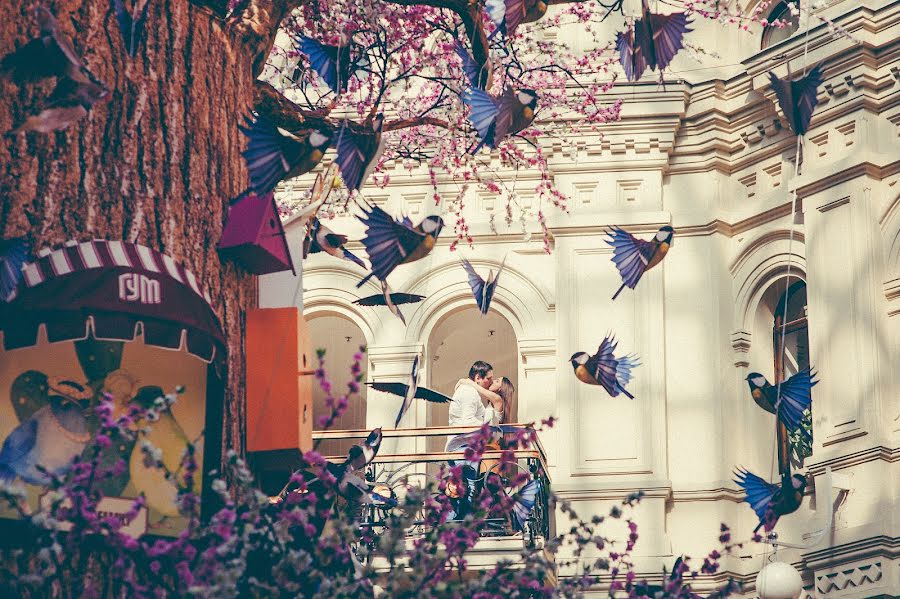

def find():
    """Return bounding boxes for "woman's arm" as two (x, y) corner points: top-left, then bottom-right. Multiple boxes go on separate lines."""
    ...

(457, 378), (503, 410)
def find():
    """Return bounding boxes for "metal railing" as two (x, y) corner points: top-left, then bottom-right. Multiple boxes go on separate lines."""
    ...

(312, 424), (553, 546)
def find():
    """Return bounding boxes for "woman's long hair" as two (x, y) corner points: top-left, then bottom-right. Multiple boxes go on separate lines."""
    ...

(496, 378), (515, 425)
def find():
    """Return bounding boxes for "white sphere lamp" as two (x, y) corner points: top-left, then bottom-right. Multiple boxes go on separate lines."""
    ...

(756, 561), (803, 599)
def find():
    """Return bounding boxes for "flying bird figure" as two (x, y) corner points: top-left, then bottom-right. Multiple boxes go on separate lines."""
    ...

(302, 218), (366, 268)
(615, 0), (691, 82)
(8, 77), (109, 135)
(239, 113), (333, 196)
(0, 7), (89, 85)
(355, 203), (444, 288)
(485, 0), (548, 37)
(328, 428), (383, 496)
(296, 35), (361, 94)
(768, 63), (824, 137)
(570, 335), (639, 399)
(112, 0), (151, 58)
(1, 238), (29, 302)
(353, 280), (425, 326)
(746, 369), (817, 440)
(734, 467), (807, 533)
(335, 114), (385, 192)
(462, 86), (538, 153)
(486, 473), (541, 532)
(605, 225), (674, 300)
(367, 357), (452, 428)
(454, 42), (491, 90)
(461, 256), (506, 315)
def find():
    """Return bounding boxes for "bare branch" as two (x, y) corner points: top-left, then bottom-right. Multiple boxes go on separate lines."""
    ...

(384, 117), (450, 131)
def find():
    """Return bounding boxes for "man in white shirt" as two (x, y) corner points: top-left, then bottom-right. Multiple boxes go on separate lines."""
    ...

(446, 360), (503, 450)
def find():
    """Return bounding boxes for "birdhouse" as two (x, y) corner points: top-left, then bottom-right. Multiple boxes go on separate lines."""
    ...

(218, 193), (295, 275)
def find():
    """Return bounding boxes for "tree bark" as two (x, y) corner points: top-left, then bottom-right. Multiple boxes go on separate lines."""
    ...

(0, 0), (260, 459)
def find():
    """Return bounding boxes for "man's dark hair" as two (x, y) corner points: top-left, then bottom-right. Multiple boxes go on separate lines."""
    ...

(468, 360), (493, 380)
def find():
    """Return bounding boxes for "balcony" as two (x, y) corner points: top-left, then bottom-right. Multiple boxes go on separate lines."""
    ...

(312, 424), (554, 549)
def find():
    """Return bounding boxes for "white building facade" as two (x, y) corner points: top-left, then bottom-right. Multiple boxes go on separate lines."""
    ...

(262, 1), (899, 596)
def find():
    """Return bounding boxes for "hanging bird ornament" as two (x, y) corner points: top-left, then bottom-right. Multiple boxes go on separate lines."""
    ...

(353, 281), (425, 326)
(328, 428), (383, 496)
(484, 0), (548, 38)
(616, 0), (691, 82)
(239, 113), (333, 196)
(335, 114), (385, 192)
(355, 203), (444, 288)
(296, 35), (364, 94)
(746, 369), (817, 440)
(112, 0), (151, 58)
(734, 467), (807, 533)
(1, 238), (29, 302)
(302, 217), (366, 268)
(462, 86), (538, 153)
(366, 357), (452, 428)
(570, 334), (639, 399)
(454, 42), (492, 90)
(485, 473), (541, 532)
(605, 225), (674, 300)
(768, 63), (824, 137)
(461, 256), (506, 315)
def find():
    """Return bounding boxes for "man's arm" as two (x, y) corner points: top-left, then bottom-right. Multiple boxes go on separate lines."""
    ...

(448, 385), (483, 426)
(457, 378), (503, 411)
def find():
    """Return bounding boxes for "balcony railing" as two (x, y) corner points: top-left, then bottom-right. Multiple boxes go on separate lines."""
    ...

(312, 424), (553, 547)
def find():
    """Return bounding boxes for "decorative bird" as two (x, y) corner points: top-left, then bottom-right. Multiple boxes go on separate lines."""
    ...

(734, 467), (807, 533)
(334, 114), (385, 192)
(355, 203), (444, 288)
(616, 0), (691, 82)
(461, 256), (506, 315)
(239, 113), (333, 196)
(486, 474), (541, 532)
(0, 379), (91, 486)
(768, 63), (824, 137)
(0, 7), (89, 85)
(746, 369), (817, 438)
(454, 42), (491, 90)
(485, 0), (548, 37)
(302, 218), (366, 268)
(353, 280), (423, 325)
(8, 76), (109, 135)
(112, 0), (151, 58)
(328, 428), (383, 496)
(570, 335), (639, 399)
(606, 225), (674, 300)
(462, 86), (538, 153)
(296, 35), (359, 94)
(366, 358), (452, 428)
(1, 238), (29, 302)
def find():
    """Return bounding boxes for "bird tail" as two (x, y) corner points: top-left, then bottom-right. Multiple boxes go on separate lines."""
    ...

(617, 383), (635, 400)
(753, 520), (764, 534)
(238, 113), (286, 196)
(0, 464), (15, 483)
(357, 271), (375, 288)
(611, 282), (627, 300)
(343, 249), (366, 269)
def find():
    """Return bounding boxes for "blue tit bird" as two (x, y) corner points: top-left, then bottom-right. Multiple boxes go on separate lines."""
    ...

(0, 379), (91, 486)
(570, 335), (639, 399)
(239, 113), (333, 196)
(734, 467), (807, 533)
(484, 474), (541, 532)
(302, 218), (366, 268)
(606, 225), (674, 300)
(334, 114), (385, 192)
(485, 0), (548, 37)
(1, 238), (29, 302)
(295, 35), (360, 94)
(355, 203), (444, 288)
(453, 42), (491, 90)
(461, 256), (506, 316)
(768, 63), (824, 136)
(0, 7), (88, 85)
(616, 0), (691, 82)
(112, 0), (150, 58)
(746, 369), (817, 440)
(462, 86), (538, 153)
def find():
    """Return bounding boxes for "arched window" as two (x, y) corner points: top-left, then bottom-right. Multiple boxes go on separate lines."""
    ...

(772, 279), (812, 466)
(761, 1), (801, 49)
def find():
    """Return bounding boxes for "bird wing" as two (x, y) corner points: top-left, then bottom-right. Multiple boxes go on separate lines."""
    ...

(239, 114), (306, 195)
(357, 202), (427, 281)
(494, 87), (520, 142)
(605, 227), (656, 289)
(112, 0), (134, 55)
(615, 353), (640, 389)
(335, 122), (380, 192)
(482, 255), (507, 315)
(461, 259), (487, 313)
(503, 0), (527, 35)
(454, 42), (481, 89)
(734, 468), (778, 521)
(775, 368), (817, 433)
(297, 36), (342, 92)
(353, 292), (425, 306)
(344, 444), (368, 472)
(790, 64), (824, 136)
(588, 336), (622, 396)
(1, 238), (29, 302)
(413, 386), (453, 404)
(646, 11), (690, 72)
(511, 479), (540, 531)
(616, 29), (645, 82)
(768, 71), (798, 135)
(11, 105), (87, 134)
(341, 248), (367, 269)
(0, 418), (38, 467)
(461, 88), (500, 148)
(367, 381), (410, 398)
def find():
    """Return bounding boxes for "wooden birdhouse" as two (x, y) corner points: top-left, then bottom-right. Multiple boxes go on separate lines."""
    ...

(218, 193), (295, 275)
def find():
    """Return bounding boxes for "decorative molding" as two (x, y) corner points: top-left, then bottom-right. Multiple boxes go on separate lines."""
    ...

(816, 561), (884, 596)
(730, 329), (752, 367)
(816, 196), (852, 213)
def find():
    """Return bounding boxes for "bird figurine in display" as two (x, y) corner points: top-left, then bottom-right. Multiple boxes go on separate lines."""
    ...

(327, 428), (383, 497)
(296, 35), (362, 94)
(462, 86), (538, 153)
(366, 357), (452, 428)
(1, 238), (29, 302)
(461, 256), (506, 316)
(353, 280), (425, 326)
(605, 225), (674, 300)
(768, 63), (824, 137)
(746, 369), (817, 440)
(9, 77), (110, 135)
(302, 217), (366, 268)
(454, 42), (491, 90)
(112, 0), (151, 58)
(355, 203), (444, 288)
(0, 379), (92, 486)
(335, 114), (385, 192)
(239, 113), (333, 196)
(484, 0), (548, 38)
(570, 334), (639, 399)
(734, 467), (807, 533)
(616, 0), (691, 82)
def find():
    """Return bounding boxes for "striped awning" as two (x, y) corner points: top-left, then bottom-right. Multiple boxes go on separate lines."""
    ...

(1, 240), (226, 366)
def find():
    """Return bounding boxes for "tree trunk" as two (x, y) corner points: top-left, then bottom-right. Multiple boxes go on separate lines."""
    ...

(0, 0), (260, 459)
